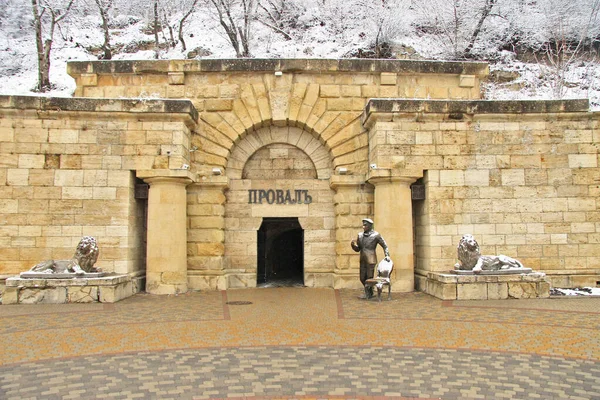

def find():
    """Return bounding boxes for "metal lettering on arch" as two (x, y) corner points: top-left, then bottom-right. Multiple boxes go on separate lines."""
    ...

(248, 189), (312, 205)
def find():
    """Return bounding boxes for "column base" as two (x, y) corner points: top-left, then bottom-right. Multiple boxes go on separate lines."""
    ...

(145, 282), (188, 295)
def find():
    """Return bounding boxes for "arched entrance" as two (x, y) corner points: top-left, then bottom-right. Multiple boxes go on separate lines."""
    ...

(223, 126), (335, 288)
(257, 217), (304, 287)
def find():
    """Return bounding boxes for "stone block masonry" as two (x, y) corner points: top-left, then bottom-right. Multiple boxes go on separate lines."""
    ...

(424, 271), (550, 300)
(3, 274), (139, 304)
(363, 99), (599, 289)
(0, 95), (197, 284)
(0, 59), (598, 295)
(67, 59), (489, 179)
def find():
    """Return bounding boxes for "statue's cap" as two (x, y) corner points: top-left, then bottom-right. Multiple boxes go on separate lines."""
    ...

(362, 218), (374, 224)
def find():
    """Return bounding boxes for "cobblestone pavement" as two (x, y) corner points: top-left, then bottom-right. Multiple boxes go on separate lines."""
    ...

(0, 288), (599, 399)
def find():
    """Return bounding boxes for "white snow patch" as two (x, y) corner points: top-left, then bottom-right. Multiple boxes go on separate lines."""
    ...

(551, 287), (600, 296)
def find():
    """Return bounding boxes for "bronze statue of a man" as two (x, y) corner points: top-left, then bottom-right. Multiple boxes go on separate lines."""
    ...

(351, 218), (390, 299)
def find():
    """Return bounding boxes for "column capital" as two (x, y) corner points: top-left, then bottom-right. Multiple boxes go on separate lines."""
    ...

(367, 168), (423, 186)
(136, 169), (195, 185)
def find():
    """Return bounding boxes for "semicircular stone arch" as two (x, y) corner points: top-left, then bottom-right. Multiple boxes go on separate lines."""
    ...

(242, 143), (317, 180)
(226, 126), (332, 180)
(223, 125), (336, 289)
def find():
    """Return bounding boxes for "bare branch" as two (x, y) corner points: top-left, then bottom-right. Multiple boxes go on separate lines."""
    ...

(179, 0), (200, 51)
(463, 0), (496, 57)
(255, 17), (292, 40)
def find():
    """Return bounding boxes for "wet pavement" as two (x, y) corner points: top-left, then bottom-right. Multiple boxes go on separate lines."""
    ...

(0, 288), (599, 399)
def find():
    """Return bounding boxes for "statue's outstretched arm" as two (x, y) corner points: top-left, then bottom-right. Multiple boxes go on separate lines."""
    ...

(379, 236), (390, 259)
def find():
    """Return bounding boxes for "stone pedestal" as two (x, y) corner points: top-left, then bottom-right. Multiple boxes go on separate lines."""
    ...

(138, 170), (193, 295)
(368, 170), (422, 292)
(424, 271), (551, 300)
(3, 274), (138, 304)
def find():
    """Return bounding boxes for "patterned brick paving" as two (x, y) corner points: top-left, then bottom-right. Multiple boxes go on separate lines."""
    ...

(0, 288), (599, 399)
(0, 291), (226, 335)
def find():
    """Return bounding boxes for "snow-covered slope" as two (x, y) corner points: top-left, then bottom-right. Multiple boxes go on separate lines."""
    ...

(1, 0), (599, 110)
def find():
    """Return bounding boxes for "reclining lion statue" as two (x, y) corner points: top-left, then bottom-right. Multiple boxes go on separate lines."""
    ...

(454, 234), (524, 273)
(29, 236), (100, 274)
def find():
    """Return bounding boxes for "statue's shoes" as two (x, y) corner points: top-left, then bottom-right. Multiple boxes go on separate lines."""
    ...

(358, 293), (375, 300)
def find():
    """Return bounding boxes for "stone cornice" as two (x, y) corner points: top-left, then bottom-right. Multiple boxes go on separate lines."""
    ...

(67, 58), (490, 77)
(0, 95), (199, 123)
(360, 99), (597, 128)
(362, 98), (590, 126)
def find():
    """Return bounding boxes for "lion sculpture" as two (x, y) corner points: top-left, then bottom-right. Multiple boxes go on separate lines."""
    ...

(454, 234), (524, 272)
(29, 236), (100, 274)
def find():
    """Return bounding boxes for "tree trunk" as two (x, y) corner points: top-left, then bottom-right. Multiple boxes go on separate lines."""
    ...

(239, 26), (250, 57)
(178, 21), (187, 52)
(154, 0), (160, 59)
(31, 0), (50, 91)
(463, 0), (496, 58)
(168, 25), (175, 47)
(96, 0), (112, 59)
(211, 0), (242, 57)
(178, 0), (199, 52)
(374, 25), (382, 58)
(41, 38), (53, 91)
(239, 0), (252, 57)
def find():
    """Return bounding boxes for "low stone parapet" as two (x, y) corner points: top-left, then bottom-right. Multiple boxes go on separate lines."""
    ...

(424, 271), (550, 300)
(2, 274), (141, 304)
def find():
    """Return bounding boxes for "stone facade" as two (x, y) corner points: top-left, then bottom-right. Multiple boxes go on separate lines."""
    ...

(0, 96), (196, 289)
(0, 59), (598, 299)
(362, 99), (599, 290)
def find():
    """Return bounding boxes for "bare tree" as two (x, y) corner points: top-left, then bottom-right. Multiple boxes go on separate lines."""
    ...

(317, 0), (356, 44)
(463, 0), (496, 58)
(93, 0), (114, 59)
(31, 0), (75, 91)
(214, 0), (253, 57)
(206, 0), (255, 57)
(153, 0), (161, 58)
(161, 7), (176, 48)
(177, 0), (200, 51)
(256, 0), (303, 41)
(357, 0), (410, 58)
(157, 0), (201, 51)
(413, 0), (500, 59)
(537, 0), (600, 98)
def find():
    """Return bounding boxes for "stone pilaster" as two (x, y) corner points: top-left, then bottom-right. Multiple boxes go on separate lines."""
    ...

(330, 175), (373, 289)
(138, 170), (194, 295)
(188, 176), (228, 290)
(368, 169), (422, 293)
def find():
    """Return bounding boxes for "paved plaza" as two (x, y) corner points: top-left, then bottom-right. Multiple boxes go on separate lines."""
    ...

(0, 288), (599, 399)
